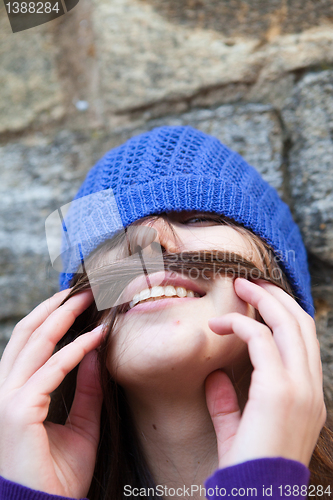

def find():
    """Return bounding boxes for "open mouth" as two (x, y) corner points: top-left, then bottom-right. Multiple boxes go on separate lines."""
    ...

(119, 271), (208, 314)
(123, 285), (205, 312)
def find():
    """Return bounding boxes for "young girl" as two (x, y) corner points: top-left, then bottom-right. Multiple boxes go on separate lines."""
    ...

(0, 126), (332, 500)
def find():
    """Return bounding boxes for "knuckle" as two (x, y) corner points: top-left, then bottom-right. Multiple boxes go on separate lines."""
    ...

(47, 353), (67, 378)
(270, 377), (292, 401)
(47, 353), (60, 370)
(263, 382), (294, 413)
(74, 335), (90, 355)
(297, 388), (312, 409)
(303, 314), (317, 337)
(283, 318), (302, 338)
(61, 306), (77, 324)
(260, 323), (272, 335)
(305, 314), (316, 331)
(252, 323), (271, 341)
(295, 383), (324, 415)
(12, 318), (27, 335)
(279, 379), (312, 407)
(28, 328), (40, 342)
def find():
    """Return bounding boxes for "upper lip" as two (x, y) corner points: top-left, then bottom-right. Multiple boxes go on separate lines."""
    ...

(118, 271), (208, 305)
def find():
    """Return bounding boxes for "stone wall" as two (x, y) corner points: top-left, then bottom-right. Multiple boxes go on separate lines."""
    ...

(0, 0), (332, 409)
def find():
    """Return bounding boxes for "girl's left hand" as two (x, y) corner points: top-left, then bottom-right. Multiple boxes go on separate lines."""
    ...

(205, 278), (327, 469)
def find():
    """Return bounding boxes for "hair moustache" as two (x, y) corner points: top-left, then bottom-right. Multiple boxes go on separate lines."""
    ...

(68, 249), (293, 316)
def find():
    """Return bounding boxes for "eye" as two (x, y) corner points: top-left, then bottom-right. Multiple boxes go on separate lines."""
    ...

(183, 216), (217, 225)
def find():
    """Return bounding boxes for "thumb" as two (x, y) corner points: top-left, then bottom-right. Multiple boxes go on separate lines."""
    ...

(205, 370), (241, 468)
(66, 349), (103, 447)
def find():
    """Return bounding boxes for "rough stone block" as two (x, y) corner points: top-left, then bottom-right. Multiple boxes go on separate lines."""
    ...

(0, 3), (64, 134)
(0, 131), (103, 320)
(282, 70), (333, 264)
(139, 0), (333, 40)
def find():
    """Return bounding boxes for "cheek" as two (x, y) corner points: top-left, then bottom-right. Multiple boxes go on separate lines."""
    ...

(107, 313), (204, 362)
(105, 309), (208, 386)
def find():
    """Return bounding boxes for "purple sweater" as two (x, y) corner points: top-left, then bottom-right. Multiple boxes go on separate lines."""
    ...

(0, 458), (310, 499)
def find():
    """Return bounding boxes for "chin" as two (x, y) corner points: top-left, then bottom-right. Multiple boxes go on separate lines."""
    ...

(107, 341), (242, 398)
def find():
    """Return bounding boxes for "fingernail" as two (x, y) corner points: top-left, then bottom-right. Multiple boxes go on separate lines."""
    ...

(91, 325), (104, 334)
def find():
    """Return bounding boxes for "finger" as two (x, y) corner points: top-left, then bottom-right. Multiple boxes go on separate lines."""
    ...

(23, 326), (105, 416)
(5, 291), (94, 388)
(209, 314), (326, 467)
(0, 289), (71, 380)
(65, 350), (103, 447)
(209, 313), (284, 375)
(205, 370), (241, 467)
(252, 279), (322, 382)
(233, 278), (309, 374)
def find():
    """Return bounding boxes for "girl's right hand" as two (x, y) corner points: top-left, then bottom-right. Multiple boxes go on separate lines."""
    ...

(205, 278), (326, 470)
(0, 289), (105, 499)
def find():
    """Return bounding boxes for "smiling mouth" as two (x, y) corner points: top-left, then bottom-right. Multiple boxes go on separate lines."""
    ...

(125, 285), (204, 312)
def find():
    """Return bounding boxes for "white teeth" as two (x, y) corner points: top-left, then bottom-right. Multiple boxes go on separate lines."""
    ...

(128, 286), (201, 309)
(150, 286), (164, 297)
(139, 289), (151, 301)
(176, 286), (187, 297)
(165, 285), (177, 296)
(132, 293), (140, 306)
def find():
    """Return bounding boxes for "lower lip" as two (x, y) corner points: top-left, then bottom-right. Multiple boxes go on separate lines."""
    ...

(124, 296), (202, 315)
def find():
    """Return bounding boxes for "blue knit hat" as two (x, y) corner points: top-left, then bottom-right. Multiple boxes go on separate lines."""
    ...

(58, 125), (314, 317)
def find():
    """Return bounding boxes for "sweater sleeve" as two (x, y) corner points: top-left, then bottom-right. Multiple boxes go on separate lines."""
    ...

(204, 457), (310, 499)
(0, 476), (87, 500)
(0, 458), (310, 500)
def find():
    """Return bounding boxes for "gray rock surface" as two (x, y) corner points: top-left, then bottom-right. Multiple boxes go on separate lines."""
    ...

(140, 0), (333, 39)
(89, 0), (333, 121)
(0, 3), (64, 134)
(282, 71), (333, 264)
(0, 131), (98, 323)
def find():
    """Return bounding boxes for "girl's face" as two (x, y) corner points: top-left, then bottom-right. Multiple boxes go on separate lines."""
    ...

(106, 211), (261, 395)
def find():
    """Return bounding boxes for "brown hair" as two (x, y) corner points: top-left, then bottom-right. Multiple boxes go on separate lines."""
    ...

(47, 213), (333, 500)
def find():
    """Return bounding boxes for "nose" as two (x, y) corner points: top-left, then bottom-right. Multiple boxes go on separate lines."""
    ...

(125, 216), (179, 255)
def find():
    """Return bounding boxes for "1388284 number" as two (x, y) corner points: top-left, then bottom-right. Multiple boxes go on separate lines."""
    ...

(278, 485), (331, 496)
(5, 2), (60, 13)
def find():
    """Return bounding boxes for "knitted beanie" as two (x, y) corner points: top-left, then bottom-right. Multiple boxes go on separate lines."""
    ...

(58, 125), (314, 317)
